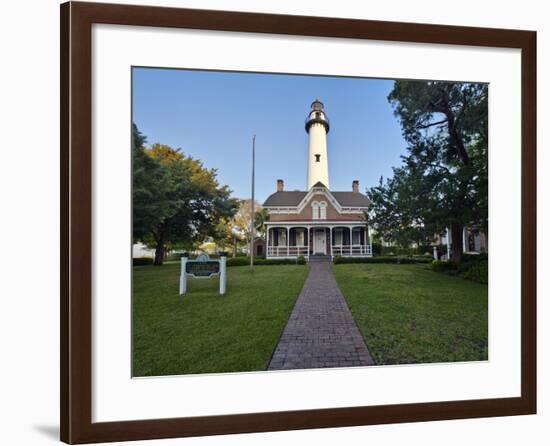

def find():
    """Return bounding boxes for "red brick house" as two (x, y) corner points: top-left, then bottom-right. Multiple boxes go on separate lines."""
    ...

(263, 100), (372, 260)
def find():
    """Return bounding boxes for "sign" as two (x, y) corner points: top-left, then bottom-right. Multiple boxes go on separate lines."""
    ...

(185, 260), (220, 277)
(179, 252), (227, 296)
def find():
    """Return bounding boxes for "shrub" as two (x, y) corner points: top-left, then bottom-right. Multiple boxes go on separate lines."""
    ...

(371, 242), (383, 256)
(133, 257), (153, 266)
(431, 260), (457, 273)
(462, 253), (488, 263)
(333, 256), (431, 265)
(165, 252), (183, 262)
(259, 258), (300, 266)
(457, 259), (488, 284)
(226, 257), (249, 267)
(226, 256), (305, 267)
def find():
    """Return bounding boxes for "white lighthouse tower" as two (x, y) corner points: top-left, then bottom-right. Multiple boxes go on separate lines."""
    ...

(305, 99), (330, 190)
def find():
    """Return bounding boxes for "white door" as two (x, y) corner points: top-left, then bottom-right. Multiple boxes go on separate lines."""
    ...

(314, 230), (326, 255)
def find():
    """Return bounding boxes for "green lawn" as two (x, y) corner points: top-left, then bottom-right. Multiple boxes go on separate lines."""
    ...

(333, 263), (488, 365)
(132, 264), (308, 376)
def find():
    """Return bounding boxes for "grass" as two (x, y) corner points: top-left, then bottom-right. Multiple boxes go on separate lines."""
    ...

(132, 263), (308, 376)
(333, 263), (488, 365)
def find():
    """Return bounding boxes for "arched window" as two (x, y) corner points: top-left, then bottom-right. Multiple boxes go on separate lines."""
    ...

(311, 201), (319, 220)
(319, 201), (327, 220)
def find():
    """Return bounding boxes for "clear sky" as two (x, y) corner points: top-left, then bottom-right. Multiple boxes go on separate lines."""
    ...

(132, 67), (408, 202)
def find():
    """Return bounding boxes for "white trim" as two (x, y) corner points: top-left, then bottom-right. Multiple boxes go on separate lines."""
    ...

(264, 188), (368, 215)
(266, 207), (365, 215)
(265, 220), (367, 226)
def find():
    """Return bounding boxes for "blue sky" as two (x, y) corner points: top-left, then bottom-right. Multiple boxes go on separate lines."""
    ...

(132, 67), (408, 202)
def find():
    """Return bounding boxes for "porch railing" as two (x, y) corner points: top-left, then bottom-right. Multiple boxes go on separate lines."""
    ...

(267, 246), (309, 257)
(267, 245), (373, 257)
(331, 245), (372, 257)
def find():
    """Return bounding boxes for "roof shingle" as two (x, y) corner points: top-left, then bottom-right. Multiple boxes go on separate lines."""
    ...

(263, 190), (370, 207)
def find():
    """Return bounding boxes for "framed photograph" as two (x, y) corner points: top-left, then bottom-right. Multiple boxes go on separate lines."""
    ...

(61, 1), (536, 443)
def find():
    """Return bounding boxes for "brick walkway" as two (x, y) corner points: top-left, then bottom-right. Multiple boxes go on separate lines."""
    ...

(268, 261), (374, 370)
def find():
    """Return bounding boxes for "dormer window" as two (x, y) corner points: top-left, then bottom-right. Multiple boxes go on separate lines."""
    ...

(311, 201), (319, 220)
(312, 201), (327, 220)
(319, 201), (327, 220)
(314, 154), (321, 162)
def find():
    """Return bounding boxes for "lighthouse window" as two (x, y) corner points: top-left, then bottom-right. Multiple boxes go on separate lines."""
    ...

(315, 154), (321, 162)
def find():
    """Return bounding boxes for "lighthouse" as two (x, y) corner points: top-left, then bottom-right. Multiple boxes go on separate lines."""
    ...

(263, 98), (372, 262)
(305, 99), (330, 190)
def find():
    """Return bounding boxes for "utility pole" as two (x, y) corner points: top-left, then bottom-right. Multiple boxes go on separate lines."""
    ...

(250, 135), (256, 269)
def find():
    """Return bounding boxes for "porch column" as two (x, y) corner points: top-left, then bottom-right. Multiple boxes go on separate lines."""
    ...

(306, 227), (310, 257)
(286, 226), (290, 257)
(462, 227), (468, 253)
(349, 226), (353, 256)
(266, 226), (270, 257)
(329, 227), (333, 258)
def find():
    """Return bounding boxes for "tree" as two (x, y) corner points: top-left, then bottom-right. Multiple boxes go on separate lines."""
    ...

(132, 128), (238, 265)
(228, 200), (267, 255)
(254, 207), (269, 238)
(132, 124), (166, 241)
(368, 81), (488, 263)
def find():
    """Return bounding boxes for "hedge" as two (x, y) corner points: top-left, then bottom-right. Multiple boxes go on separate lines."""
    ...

(431, 258), (488, 284)
(133, 257), (153, 266)
(457, 259), (488, 284)
(226, 256), (304, 267)
(462, 253), (488, 263)
(431, 260), (457, 273)
(378, 245), (433, 257)
(333, 256), (432, 265)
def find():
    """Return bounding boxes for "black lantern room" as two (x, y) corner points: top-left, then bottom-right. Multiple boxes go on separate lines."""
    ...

(305, 99), (330, 133)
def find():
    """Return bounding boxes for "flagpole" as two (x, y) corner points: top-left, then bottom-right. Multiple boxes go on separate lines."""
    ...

(250, 135), (256, 269)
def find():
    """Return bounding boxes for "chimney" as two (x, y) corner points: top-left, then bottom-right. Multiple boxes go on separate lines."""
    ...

(352, 180), (359, 193)
(277, 179), (284, 192)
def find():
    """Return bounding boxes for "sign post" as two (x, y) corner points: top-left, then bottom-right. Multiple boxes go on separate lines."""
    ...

(179, 253), (189, 295)
(219, 252), (227, 295)
(179, 252), (227, 296)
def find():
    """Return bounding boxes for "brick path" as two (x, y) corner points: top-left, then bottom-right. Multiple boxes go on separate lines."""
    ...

(268, 261), (374, 370)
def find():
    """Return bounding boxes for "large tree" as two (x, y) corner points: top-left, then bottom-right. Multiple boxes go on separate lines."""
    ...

(228, 199), (266, 256)
(132, 127), (238, 265)
(368, 81), (488, 263)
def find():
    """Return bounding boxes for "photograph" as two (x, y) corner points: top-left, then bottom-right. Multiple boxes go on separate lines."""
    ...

(131, 68), (489, 377)
(0, 0), (543, 444)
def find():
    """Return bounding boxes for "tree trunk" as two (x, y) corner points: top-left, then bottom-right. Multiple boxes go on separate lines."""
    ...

(450, 222), (463, 264)
(154, 242), (165, 266)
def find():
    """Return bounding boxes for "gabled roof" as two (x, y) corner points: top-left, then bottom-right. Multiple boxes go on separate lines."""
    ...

(263, 191), (308, 207)
(263, 189), (370, 208)
(331, 192), (371, 207)
(312, 181), (327, 188)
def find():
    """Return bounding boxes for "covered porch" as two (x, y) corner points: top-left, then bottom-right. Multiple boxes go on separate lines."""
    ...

(266, 224), (372, 259)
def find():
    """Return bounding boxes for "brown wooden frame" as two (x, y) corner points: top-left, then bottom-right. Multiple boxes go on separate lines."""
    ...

(60, 1), (537, 443)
